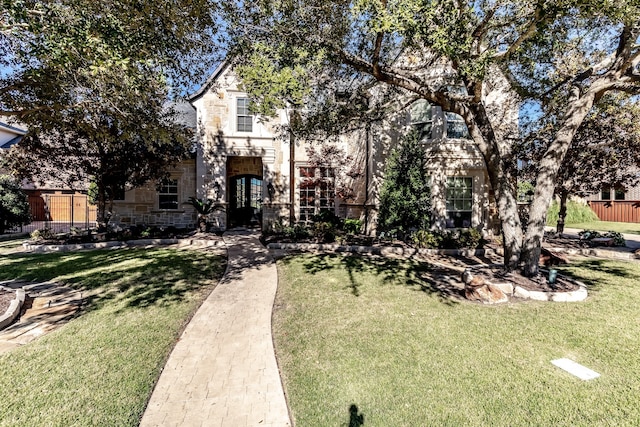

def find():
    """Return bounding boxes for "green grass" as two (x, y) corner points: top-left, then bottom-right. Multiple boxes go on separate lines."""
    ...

(563, 221), (640, 235)
(274, 254), (640, 426)
(0, 246), (225, 426)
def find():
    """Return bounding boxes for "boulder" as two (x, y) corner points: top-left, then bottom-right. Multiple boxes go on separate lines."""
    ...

(539, 247), (569, 266)
(464, 276), (508, 304)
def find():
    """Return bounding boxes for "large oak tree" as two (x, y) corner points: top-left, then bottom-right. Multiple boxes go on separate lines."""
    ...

(1, 0), (220, 228)
(224, 0), (640, 275)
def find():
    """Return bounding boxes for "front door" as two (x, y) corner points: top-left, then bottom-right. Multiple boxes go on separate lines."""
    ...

(229, 175), (262, 228)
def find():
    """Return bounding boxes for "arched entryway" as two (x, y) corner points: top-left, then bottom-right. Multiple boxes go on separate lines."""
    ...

(229, 174), (262, 227)
(226, 156), (264, 228)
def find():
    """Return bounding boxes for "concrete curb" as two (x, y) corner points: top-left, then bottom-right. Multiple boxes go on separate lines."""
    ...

(0, 288), (26, 329)
(22, 238), (223, 252)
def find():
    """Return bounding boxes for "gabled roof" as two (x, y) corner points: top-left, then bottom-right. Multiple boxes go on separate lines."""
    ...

(1, 135), (22, 149)
(187, 61), (229, 102)
(0, 121), (26, 135)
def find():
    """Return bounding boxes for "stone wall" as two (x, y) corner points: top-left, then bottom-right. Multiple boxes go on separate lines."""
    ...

(110, 159), (197, 229)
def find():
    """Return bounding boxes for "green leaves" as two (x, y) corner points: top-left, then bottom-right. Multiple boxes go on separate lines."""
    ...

(377, 128), (432, 235)
(0, 174), (31, 234)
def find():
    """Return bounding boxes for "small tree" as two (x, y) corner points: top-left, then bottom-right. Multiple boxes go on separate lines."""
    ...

(377, 129), (431, 237)
(0, 175), (30, 234)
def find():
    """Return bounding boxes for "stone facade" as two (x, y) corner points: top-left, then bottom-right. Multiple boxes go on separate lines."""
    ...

(185, 63), (511, 234)
(110, 159), (198, 229)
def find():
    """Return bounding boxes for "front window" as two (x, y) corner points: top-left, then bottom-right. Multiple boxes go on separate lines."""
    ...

(237, 98), (253, 132)
(298, 166), (335, 222)
(445, 112), (471, 139)
(410, 100), (432, 140)
(158, 179), (178, 210)
(446, 176), (472, 227)
(601, 187), (611, 200)
(614, 188), (625, 201)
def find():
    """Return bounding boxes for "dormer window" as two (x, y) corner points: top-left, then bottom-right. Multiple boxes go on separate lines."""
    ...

(410, 100), (432, 141)
(237, 98), (253, 132)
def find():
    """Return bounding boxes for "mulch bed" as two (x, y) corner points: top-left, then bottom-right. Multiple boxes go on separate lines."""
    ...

(469, 266), (579, 292)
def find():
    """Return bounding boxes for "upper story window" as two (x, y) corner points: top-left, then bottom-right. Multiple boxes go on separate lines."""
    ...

(410, 100), (432, 141)
(236, 98), (253, 132)
(445, 112), (471, 139)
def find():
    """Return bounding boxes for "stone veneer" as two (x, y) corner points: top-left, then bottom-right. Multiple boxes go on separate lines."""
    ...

(110, 159), (198, 229)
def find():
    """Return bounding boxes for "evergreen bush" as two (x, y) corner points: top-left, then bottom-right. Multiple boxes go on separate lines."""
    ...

(377, 129), (432, 237)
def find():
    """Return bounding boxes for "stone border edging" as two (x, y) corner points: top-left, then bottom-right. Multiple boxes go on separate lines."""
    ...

(0, 233), (29, 241)
(0, 288), (26, 329)
(462, 264), (588, 303)
(266, 242), (498, 257)
(546, 246), (638, 261)
(22, 238), (223, 252)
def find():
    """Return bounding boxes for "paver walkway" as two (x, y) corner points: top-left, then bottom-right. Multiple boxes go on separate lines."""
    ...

(140, 230), (291, 427)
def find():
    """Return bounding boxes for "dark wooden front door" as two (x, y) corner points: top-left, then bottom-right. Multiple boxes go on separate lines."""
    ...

(229, 175), (262, 227)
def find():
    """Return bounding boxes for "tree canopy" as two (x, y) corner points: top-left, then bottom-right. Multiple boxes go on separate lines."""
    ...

(0, 0), (220, 228)
(223, 0), (640, 275)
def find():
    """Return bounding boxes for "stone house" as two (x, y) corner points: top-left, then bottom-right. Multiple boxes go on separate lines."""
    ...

(108, 62), (505, 234)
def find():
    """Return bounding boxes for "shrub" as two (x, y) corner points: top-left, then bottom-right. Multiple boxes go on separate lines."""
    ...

(410, 228), (483, 249)
(0, 174), (31, 234)
(343, 218), (362, 235)
(377, 129), (431, 235)
(546, 200), (599, 226)
(313, 221), (336, 243)
(579, 229), (626, 246)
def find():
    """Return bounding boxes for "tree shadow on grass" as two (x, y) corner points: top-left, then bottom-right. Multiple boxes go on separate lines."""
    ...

(0, 248), (226, 314)
(282, 253), (463, 305)
(559, 258), (640, 291)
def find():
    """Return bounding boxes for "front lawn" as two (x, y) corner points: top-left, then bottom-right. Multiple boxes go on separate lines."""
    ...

(0, 245), (225, 426)
(274, 254), (640, 426)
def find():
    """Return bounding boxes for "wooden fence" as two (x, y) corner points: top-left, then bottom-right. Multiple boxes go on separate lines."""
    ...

(26, 194), (97, 232)
(587, 200), (640, 223)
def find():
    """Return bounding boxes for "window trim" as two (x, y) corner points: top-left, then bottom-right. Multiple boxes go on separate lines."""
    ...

(236, 97), (253, 133)
(410, 100), (433, 141)
(297, 166), (335, 222)
(158, 178), (179, 210)
(446, 176), (473, 228)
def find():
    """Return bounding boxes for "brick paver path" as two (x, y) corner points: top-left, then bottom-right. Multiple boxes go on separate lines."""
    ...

(140, 230), (291, 427)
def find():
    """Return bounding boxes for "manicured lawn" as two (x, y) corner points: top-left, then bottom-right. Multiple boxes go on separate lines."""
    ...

(0, 244), (225, 426)
(274, 254), (640, 426)
(566, 220), (640, 235)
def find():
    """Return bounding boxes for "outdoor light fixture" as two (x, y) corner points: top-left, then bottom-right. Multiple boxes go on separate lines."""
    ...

(267, 182), (276, 200)
(213, 181), (222, 201)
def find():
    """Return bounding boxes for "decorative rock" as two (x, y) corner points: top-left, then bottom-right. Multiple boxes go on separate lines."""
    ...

(464, 276), (508, 304)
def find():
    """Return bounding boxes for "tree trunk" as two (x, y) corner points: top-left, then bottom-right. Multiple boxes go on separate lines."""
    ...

(521, 88), (597, 276)
(466, 103), (523, 270)
(556, 190), (568, 235)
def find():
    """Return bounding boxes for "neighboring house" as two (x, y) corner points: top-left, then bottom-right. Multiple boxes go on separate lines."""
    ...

(585, 184), (640, 223)
(0, 120), (25, 150)
(1, 119), (96, 228)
